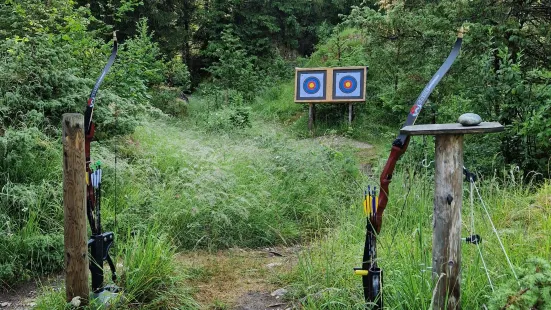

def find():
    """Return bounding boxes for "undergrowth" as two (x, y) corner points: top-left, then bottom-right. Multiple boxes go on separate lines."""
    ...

(281, 152), (551, 309)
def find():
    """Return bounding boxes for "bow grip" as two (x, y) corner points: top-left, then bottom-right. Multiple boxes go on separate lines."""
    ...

(375, 139), (409, 233)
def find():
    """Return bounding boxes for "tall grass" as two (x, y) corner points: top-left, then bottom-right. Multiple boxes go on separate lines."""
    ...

(34, 227), (198, 309)
(282, 159), (551, 309)
(112, 110), (361, 249)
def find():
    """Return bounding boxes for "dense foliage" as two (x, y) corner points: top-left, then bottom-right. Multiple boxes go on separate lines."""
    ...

(309, 0), (551, 176)
(0, 0), (550, 309)
(0, 0), (187, 287)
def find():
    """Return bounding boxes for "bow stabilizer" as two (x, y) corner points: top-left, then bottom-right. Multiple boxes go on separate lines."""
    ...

(355, 28), (464, 309)
(84, 32), (119, 294)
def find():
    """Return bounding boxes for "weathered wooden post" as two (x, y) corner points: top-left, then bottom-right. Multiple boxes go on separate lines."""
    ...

(348, 103), (354, 125)
(62, 113), (89, 304)
(308, 103), (316, 132)
(400, 122), (503, 310)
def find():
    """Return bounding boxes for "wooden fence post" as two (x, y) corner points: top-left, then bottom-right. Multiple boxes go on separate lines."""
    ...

(399, 122), (504, 310)
(62, 113), (89, 304)
(432, 134), (463, 309)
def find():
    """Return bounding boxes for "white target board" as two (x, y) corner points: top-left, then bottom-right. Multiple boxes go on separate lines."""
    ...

(295, 66), (367, 103)
(295, 70), (327, 101)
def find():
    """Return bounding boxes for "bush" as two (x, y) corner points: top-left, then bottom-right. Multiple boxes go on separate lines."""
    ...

(489, 258), (551, 310)
(149, 88), (188, 118)
(165, 55), (191, 91)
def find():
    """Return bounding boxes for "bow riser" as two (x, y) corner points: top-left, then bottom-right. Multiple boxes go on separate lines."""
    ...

(356, 31), (463, 309)
(375, 138), (409, 233)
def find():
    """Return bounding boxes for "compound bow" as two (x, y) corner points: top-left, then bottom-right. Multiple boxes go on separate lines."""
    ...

(355, 29), (464, 308)
(84, 32), (118, 294)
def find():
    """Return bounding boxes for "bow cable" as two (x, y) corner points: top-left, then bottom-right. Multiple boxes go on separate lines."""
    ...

(465, 170), (494, 291)
(469, 171), (520, 287)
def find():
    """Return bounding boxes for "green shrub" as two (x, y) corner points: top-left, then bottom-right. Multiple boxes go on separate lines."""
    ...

(149, 88), (188, 118)
(165, 55), (191, 91)
(489, 258), (551, 310)
(0, 232), (64, 285)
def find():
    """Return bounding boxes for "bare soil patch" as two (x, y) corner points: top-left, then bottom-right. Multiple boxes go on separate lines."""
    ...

(0, 274), (63, 310)
(177, 246), (298, 309)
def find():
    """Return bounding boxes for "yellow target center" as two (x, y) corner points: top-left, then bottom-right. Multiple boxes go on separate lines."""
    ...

(308, 82), (316, 89)
(345, 81), (352, 88)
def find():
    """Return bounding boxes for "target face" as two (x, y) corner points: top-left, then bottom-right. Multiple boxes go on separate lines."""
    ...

(333, 68), (365, 100)
(296, 70), (327, 101)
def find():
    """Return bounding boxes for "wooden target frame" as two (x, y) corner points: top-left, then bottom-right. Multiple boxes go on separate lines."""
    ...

(294, 66), (368, 132)
(294, 66), (367, 103)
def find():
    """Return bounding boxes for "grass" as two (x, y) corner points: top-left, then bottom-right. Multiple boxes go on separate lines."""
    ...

(111, 105), (362, 249)
(26, 91), (366, 308)
(7, 84), (551, 309)
(281, 156), (551, 309)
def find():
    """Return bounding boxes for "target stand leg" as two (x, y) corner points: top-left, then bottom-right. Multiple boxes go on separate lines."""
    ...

(308, 103), (316, 133)
(348, 103), (354, 125)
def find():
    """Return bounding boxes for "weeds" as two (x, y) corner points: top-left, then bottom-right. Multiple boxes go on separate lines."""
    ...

(282, 162), (551, 309)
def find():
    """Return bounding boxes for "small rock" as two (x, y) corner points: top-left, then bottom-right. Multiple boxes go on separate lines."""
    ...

(1, 302), (11, 307)
(458, 113), (482, 126)
(271, 288), (288, 297)
(266, 262), (283, 268)
(268, 303), (286, 308)
(70, 296), (81, 307)
(28, 302), (36, 307)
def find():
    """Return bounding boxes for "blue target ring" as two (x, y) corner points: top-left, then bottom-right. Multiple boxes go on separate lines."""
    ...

(303, 77), (321, 94)
(339, 75), (358, 94)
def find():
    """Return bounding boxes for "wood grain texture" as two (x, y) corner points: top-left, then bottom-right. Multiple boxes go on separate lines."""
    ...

(432, 134), (463, 310)
(62, 113), (89, 304)
(400, 122), (504, 136)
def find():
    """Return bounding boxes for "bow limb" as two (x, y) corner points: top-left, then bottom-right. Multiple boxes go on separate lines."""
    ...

(85, 32), (118, 235)
(373, 30), (463, 234)
(374, 136), (409, 233)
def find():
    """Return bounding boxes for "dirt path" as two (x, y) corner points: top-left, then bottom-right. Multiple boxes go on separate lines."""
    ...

(175, 136), (373, 310)
(315, 135), (376, 175)
(0, 274), (63, 310)
(177, 246), (299, 310)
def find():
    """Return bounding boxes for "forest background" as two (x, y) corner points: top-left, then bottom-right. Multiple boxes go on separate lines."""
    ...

(1, 0), (550, 309)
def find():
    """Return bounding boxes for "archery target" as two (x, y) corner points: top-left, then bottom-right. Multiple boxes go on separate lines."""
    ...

(296, 70), (327, 101)
(333, 68), (365, 100)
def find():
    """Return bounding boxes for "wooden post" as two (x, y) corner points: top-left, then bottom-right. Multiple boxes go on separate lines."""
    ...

(399, 122), (504, 310)
(348, 103), (354, 125)
(432, 134), (463, 309)
(308, 103), (316, 133)
(62, 113), (89, 304)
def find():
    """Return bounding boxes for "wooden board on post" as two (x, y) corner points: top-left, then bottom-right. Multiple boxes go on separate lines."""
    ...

(400, 121), (504, 310)
(62, 113), (89, 305)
